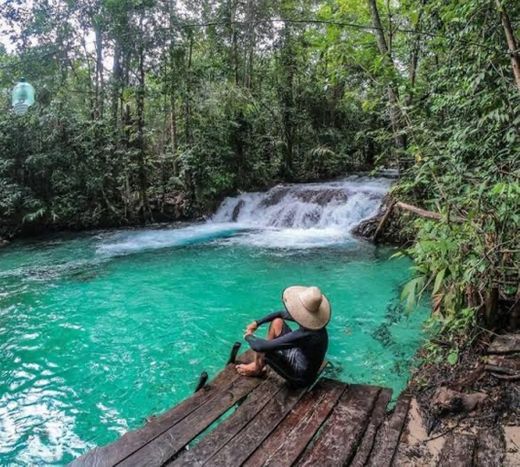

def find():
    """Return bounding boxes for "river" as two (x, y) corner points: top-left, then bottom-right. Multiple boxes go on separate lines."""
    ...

(0, 176), (428, 464)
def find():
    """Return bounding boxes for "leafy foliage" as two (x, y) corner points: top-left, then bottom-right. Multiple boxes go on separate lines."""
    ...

(0, 0), (518, 336)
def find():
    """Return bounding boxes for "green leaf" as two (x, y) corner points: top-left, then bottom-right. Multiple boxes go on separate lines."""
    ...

(433, 268), (446, 295)
(390, 251), (404, 259)
(447, 350), (459, 365)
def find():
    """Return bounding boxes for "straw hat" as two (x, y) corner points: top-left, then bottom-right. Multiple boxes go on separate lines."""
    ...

(282, 286), (331, 330)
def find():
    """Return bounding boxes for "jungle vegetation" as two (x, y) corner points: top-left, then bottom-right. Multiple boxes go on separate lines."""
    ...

(0, 0), (518, 337)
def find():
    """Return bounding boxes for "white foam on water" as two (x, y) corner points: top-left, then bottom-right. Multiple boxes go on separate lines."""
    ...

(96, 223), (242, 256)
(96, 176), (392, 254)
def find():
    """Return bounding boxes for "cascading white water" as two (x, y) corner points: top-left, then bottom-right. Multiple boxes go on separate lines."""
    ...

(213, 176), (391, 231)
(98, 176), (392, 255)
(210, 176), (391, 248)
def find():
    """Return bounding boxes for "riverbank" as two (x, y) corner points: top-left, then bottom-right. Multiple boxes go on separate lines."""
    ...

(352, 201), (520, 464)
(0, 171), (400, 247)
(0, 190), (194, 247)
(393, 331), (520, 465)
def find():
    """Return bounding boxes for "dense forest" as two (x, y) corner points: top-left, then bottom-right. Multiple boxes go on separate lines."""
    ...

(0, 0), (518, 335)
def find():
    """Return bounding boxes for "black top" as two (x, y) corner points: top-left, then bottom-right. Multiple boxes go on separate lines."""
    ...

(244, 310), (328, 383)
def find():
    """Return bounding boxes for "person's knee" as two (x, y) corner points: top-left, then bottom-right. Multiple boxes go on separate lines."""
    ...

(270, 318), (284, 336)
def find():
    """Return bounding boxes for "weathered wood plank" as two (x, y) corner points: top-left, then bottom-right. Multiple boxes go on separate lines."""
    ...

(169, 375), (283, 467)
(117, 373), (263, 467)
(296, 384), (381, 467)
(206, 383), (307, 466)
(242, 381), (340, 467)
(436, 433), (476, 467)
(366, 393), (411, 467)
(72, 351), (254, 467)
(262, 379), (346, 467)
(350, 387), (393, 467)
(487, 334), (520, 355)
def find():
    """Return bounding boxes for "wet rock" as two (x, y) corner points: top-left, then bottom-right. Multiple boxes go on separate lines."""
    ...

(231, 200), (245, 221)
(351, 195), (418, 245)
(294, 188), (348, 205)
(259, 186), (291, 208)
(352, 216), (379, 238)
(393, 398), (444, 466)
(432, 387), (488, 414)
(0, 237), (9, 248)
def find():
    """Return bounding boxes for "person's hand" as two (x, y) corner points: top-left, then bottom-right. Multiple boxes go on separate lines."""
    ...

(244, 321), (257, 337)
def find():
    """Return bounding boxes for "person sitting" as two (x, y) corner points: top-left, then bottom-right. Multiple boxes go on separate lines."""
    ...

(236, 285), (330, 388)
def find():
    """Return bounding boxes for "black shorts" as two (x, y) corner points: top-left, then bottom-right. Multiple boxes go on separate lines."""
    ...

(264, 321), (309, 387)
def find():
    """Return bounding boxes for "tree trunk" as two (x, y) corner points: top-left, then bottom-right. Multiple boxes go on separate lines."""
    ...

(485, 287), (499, 328)
(81, 38), (95, 118)
(406, 2), (425, 106)
(170, 95), (178, 176)
(495, 0), (520, 90)
(245, 0), (256, 90)
(367, 0), (406, 152)
(280, 20), (295, 180)
(230, 0), (240, 86)
(94, 21), (104, 119)
(111, 41), (122, 125)
(184, 34), (194, 145)
(136, 41), (151, 222)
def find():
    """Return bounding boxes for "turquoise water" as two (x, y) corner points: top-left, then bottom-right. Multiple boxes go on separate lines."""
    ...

(0, 225), (427, 465)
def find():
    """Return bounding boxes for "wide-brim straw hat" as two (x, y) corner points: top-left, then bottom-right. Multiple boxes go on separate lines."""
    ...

(282, 286), (331, 330)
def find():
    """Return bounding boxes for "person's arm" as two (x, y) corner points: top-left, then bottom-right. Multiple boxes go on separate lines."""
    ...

(245, 328), (304, 352)
(254, 310), (293, 326)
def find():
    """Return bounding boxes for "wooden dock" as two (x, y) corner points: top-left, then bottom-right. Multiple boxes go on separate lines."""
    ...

(72, 351), (410, 466)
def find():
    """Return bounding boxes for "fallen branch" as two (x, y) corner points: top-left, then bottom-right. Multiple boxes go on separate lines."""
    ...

(372, 200), (396, 243)
(395, 201), (465, 223)
(370, 199), (466, 242)
(490, 372), (520, 381)
(484, 364), (518, 375)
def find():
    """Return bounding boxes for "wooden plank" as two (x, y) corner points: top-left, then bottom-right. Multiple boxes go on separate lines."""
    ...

(243, 379), (346, 467)
(366, 393), (411, 467)
(206, 383), (307, 466)
(487, 334), (520, 355)
(169, 375), (283, 466)
(263, 379), (346, 467)
(72, 351), (254, 467)
(350, 388), (393, 467)
(296, 384), (381, 467)
(437, 433), (476, 467)
(117, 373), (263, 467)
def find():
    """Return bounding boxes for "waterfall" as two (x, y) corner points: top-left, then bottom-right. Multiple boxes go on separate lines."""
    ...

(213, 176), (390, 231)
(98, 176), (392, 255)
(210, 176), (391, 248)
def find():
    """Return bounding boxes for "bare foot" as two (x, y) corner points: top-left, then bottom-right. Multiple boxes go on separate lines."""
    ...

(235, 362), (265, 377)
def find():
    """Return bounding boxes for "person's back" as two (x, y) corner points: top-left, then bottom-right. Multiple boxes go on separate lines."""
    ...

(236, 286), (331, 387)
(296, 326), (328, 384)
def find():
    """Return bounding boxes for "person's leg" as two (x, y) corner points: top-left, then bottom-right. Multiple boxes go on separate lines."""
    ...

(236, 318), (284, 376)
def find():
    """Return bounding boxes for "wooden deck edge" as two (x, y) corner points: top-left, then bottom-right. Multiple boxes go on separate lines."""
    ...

(350, 387), (393, 467)
(365, 392), (412, 467)
(169, 374), (285, 466)
(71, 350), (254, 466)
